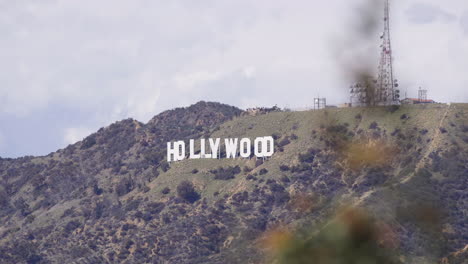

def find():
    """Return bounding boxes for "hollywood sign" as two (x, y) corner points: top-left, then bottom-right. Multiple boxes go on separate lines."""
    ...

(167, 136), (274, 162)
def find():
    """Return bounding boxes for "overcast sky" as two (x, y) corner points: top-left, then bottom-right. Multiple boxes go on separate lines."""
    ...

(1, 0), (467, 158)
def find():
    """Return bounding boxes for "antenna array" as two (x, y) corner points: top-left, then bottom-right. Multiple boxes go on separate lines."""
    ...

(350, 0), (400, 106)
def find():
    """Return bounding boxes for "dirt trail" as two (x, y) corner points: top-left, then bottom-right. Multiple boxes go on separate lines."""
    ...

(401, 104), (451, 183)
(357, 105), (452, 205)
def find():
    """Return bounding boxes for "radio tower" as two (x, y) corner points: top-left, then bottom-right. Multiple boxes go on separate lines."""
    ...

(349, 0), (400, 106)
(377, 0), (399, 104)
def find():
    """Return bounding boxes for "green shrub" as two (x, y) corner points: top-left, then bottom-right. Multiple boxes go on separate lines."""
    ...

(161, 187), (171, 194)
(299, 149), (319, 163)
(369, 121), (378, 129)
(211, 166), (241, 180)
(80, 136), (96, 149)
(176, 181), (200, 203)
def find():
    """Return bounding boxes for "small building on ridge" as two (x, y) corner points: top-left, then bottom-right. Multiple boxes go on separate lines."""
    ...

(400, 98), (436, 104)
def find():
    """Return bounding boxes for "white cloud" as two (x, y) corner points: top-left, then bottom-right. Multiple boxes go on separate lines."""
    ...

(1, 0), (467, 114)
(174, 71), (223, 92)
(406, 3), (456, 24)
(393, 1), (468, 102)
(0, 0), (467, 157)
(461, 11), (468, 35)
(243, 66), (256, 78)
(63, 127), (94, 145)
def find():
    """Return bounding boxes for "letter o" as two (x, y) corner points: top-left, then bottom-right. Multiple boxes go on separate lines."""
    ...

(240, 138), (251, 158)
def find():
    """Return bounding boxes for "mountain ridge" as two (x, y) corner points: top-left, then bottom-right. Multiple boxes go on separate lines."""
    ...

(0, 102), (466, 264)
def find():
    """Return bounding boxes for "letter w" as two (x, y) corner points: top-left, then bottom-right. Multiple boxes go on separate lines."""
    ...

(225, 138), (238, 158)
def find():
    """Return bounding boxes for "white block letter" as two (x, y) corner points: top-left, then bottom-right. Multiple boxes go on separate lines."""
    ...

(262, 136), (275, 157)
(254, 136), (274, 158)
(167, 141), (186, 162)
(239, 138), (251, 158)
(254, 137), (263, 158)
(225, 138), (238, 158)
(189, 139), (200, 159)
(167, 142), (176, 162)
(200, 138), (211, 158)
(209, 138), (220, 159)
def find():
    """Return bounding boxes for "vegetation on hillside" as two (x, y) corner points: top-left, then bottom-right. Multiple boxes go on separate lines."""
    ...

(0, 102), (466, 264)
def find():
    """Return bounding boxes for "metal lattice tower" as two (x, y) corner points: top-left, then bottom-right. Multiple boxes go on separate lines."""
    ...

(313, 98), (326, 110)
(349, 0), (400, 106)
(377, 0), (399, 104)
(418, 87), (427, 101)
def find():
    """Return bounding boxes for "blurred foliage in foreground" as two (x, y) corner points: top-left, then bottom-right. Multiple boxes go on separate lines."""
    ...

(262, 207), (402, 264)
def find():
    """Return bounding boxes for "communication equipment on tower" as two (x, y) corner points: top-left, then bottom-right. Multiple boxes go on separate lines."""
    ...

(313, 98), (327, 110)
(350, 0), (398, 106)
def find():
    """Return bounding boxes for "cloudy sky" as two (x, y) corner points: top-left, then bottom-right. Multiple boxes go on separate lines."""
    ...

(1, 0), (467, 158)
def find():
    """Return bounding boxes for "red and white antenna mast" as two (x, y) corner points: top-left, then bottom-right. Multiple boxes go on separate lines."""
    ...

(377, 0), (399, 104)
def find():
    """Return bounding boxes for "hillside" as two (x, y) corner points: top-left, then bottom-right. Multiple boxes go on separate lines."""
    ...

(0, 102), (467, 264)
